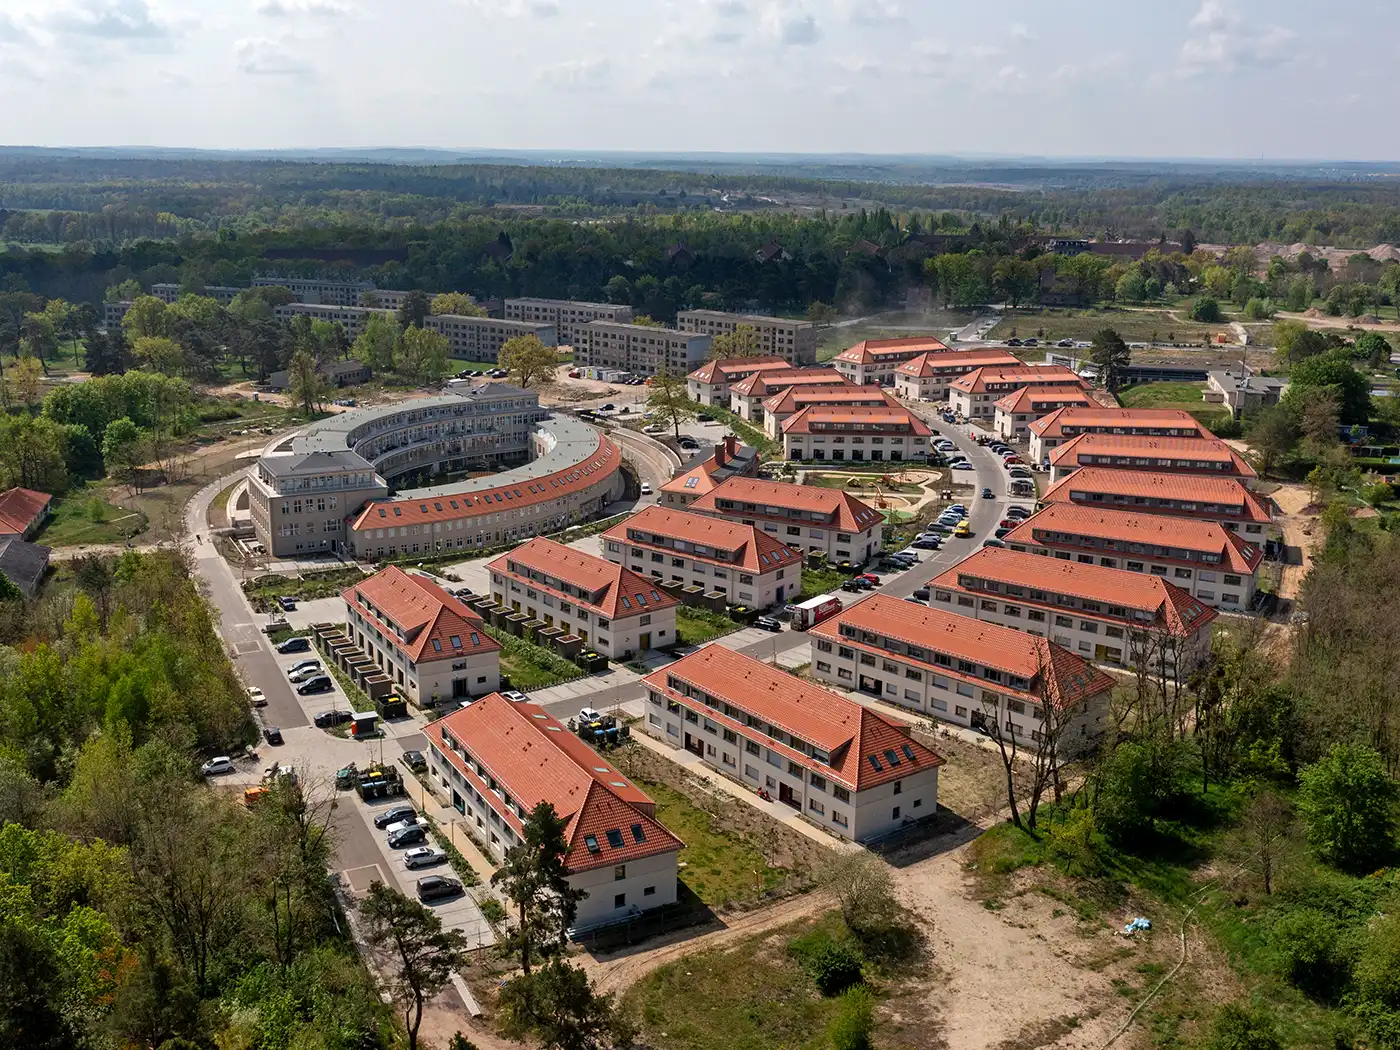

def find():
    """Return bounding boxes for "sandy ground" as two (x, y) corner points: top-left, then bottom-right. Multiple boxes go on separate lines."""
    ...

(1268, 482), (1318, 600)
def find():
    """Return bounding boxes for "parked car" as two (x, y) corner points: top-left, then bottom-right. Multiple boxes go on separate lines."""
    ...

(296, 676), (333, 695)
(954, 522), (972, 538)
(288, 667), (322, 684)
(753, 615), (782, 632)
(276, 636), (311, 654)
(201, 756), (235, 776)
(276, 595), (297, 611)
(263, 726), (284, 746)
(400, 750), (427, 773)
(1057, 338), (1074, 347)
(952, 461), (975, 471)
(599, 403), (615, 412)
(995, 526), (1014, 539)
(912, 538), (940, 550)
(247, 686), (267, 708)
(1006, 337), (1023, 347)
(404, 846), (446, 870)
(288, 659), (321, 674)
(981, 487), (995, 499)
(374, 805), (418, 830)
(983, 538), (1008, 548)
(388, 825), (427, 849)
(416, 875), (464, 903)
(840, 579), (863, 593)
(501, 689), (529, 703)
(1007, 506), (1031, 518)
(1022, 337), (1038, 346)
(313, 709), (352, 729)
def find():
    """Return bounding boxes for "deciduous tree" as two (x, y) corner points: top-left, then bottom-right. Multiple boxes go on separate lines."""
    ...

(644, 370), (696, 439)
(490, 802), (584, 976)
(707, 323), (761, 359)
(430, 292), (485, 316)
(354, 312), (399, 374)
(398, 326), (450, 386)
(499, 334), (558, 388)
(286, 347), (328, 419)
(1297, 742), (1397, 873)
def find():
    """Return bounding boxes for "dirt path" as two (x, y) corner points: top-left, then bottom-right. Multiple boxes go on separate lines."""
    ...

(1268, 482), (1317, 600)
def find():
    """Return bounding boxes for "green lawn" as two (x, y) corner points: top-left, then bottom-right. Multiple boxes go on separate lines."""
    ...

(36, 491), (146, 548)
(990, 308), (1227, 345)
(242, 567), (368, 609)
(448, 358), (496, 373)
(696, 403), (780, 457)
(483, 625), (583, 690)
(1119, 381), (1232, 427)
(800, 565), (848, 599)
(675, 606), (742, 645)
(804, 473), (923, 494)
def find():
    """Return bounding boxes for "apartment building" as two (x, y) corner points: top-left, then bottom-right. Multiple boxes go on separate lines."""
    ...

(505, 298), (634, 346)
(1047, 433), (1257, 482)
(780, 404), (933, 463)
(893, 348), (1021, 401)
(150, 283), (241, 305)
(425, 694), (683, 930)
(577, 321), (711, 376)
(272, 302), (397, 341)
(103, 300), (132, 328)
(993, 386), (1097, 441)
(252, 276), (375, 306)
(641, 644), (944, 842)
(833, 337), (952, 386)
(928, 547), (1218, 673)
(601, 505), (803, 609)
(809, 595), (1117, 754)
(1039, 468), (1274, 538)
(1003, 503), (1262, 610)
(688, 476), (884, 565)
(1028, 407), (1212, 465)
(727, 368), (847, 422)
(947, 365), (1089, 420)
(1206, 368), (1288, 418)
(677, 310), (817, 366)
(659, 436), (760, 507)
(761, 385), (898, 439)
(249, 450), (389, 558)
(686, 357), (792, 406)
(342, 566), (502, 705)
(487, 537), (679, 658)
(423, 314), (558, 362)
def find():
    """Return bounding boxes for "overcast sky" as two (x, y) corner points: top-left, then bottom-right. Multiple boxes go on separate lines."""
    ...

(0, 0), (1393, 160)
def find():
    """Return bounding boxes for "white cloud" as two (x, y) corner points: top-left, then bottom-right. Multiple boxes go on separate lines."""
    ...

(254, 0), (351, 16)
(235, 35), (313, 75)
(1189, 0), (1229, 31)
(536, 56), (610, 88)
(834, 0), (902, 26)
(760, 3), (819, 46)
(0, 11), (34, 45)
(704, 0), (747, 14)
(469, 0), (564, 16)
(1178, 1), (1296, 77)
(530, 0), (561, 16)
(1009, 21), (1030, 41)
(41, 0), (172, 41)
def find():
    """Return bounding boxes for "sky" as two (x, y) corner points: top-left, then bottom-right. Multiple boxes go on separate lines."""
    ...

(0, 0), (1394, 160)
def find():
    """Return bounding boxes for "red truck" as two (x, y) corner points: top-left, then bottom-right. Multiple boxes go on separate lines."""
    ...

(790, 593), (843, 631)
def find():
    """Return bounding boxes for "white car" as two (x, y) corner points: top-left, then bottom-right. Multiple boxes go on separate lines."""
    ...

(247, 686), (267, 708)
(384, 818), (423, 837)
(202, 756), (235, 776)
(288, 667), (322, 684)
(501, 689), (529, 703)
(640, 482), (653, 495)
(403, 846), (446, 870)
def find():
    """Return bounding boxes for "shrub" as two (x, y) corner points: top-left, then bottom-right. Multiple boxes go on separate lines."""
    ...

(1205, 1002), (1282, 1050)
(1191, 296), (1223, 322)
(478, 896), (507, 925)
(827, 986), (875, 1050)
(790, 930), (864, 996)
(1354, 913), (1400, 1009)
(1210, 417), (1245, 439)
(1045, 804), (1100, 877)
(1267, 907), (1349, 998)
(1364, 482), (1396, 506)
(1244, 298), (1276, 321)
(1297, 743), (1399, 873)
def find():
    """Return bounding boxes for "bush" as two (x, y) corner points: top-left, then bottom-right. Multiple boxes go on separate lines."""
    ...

(1045, 804), (1100, 877)
(1244, 298), (1276, 321)
(1210, 416), (1245, 438)
(1354, 913), (1400, 1009)
(478, 896), (507, 925)
(827, 986), (875, 1050)
(1297, 743), (1399, 873)
(790, 930), (863, 996)
(1191, 296), (1223, 322)
(1205, 1002), (1282, 1050)
(1364, 482), (1396, 506)
(1267, 907), (1349, 999)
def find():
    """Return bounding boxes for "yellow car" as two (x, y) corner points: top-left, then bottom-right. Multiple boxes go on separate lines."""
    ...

(954, 520), (972, 538)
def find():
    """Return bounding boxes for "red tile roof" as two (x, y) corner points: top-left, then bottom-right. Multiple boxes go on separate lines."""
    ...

(690, 476), (884, 533)
(342, 566), (501, 663)
(1028, 407), (1211, 440)
(348, 433), (622, 531)
(761, 385), (897, 416)
(426, 695), (683, 874)
(834, 337), (951, 365)
(602, 505), (804, 573)
(686, 357), (791, 384)
(949, 365), (1086, 395)
(642, 644), (944, 792)
(1049, 433), (1256, 478)
(1040, 468), (1273, 524)
(994, 385), (1097, 414)
(811, 594), (1117, 710)
(728, 368), (847, 399)
(895, 349), (1020, 377)
(0, 487), (51, 536)
(487, 537), (679, 620)
(1003, 503), (1262, 574)
(929, 547), (1218, 637)
(780, 404), (933, 436)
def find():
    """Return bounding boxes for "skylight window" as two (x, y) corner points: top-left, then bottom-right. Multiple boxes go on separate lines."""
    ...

(432, 639), (442, 652)
(450, 635), (462, 648)
(902, 744), (916, 762)
(605, 829), (625, 849)
(867, 755), (883, 772)
(585, 835), (600, 853)
(470, 633), (480, 646)
(631, 823), (646, 843)
(884, 748), (901, 767)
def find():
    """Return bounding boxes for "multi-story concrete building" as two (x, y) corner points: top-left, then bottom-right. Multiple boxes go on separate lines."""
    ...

(487, 537), (679, 658)
(928, 547), (1218, 673)
(688, 476), (884, 565)
(150, 283), (242, 305)
(947, 365), (1089, 420)
(992, 386), (1097, 441)
(266, 358), (372, 392)
(361, 289), (417, 310)
(659, 437), (761, 507)
(642, 644), (944, 842)
(103, 301), (132, 329)
(1039, 468), (1274, 539)
(253, 276), (375, 306)
(505, 298), (634, 346)
(422, 314), (558, 362)
(893, 348), (1021, 401)
(425, 694), (683, 930)
(727, 368), (847, 422)
(1003, 503), (1262, 610)
(809, 594), (1117, 754)
(780, 404), (933, 463)
(342, 565), (502, 705)
(676, 310), (817, 366)
(602, 505), (803, 609)
(248, 450), (390, 559)
(761, 385), (898, 439)
(1028, 407), (1212, 466)
(1047, 433), (1256, 482)
(685, 357), (792, 406)
(576, 322), (711, 376)
(272, 302), (397, 341)
(832, 337), (952, 387)
(1206, 368), (1288, 419)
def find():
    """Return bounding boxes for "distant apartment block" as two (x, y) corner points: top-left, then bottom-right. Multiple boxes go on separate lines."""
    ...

(780, 404), (933, 463)
(103, 301), (132, 329)
(1028, 408), (1212, 466)
(677, 310), (816, 366)
(687, 476), (884, 565)
(892, 348), (1021, 401)
(272, 303), (397, 342)
(422, 314), (558, 362)
(1039, 468), (1274, 538)
(505, 298), (634, 346)
(992, 386), (1097, 441)
(253, 276), (375, 306)
(577, 322), (711, 377)
(150, 283), (241, 305)
(1047, 433), (1256, 483)
(686, 357), (792, 406)
(833, 337), (951, 386)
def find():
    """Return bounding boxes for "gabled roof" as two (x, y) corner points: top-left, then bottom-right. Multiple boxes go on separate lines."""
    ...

(728, 368), (846, 398)
(604, 506), (803, 572)
(686, 357), (790, 384)
(994, 385), (1097, 414)
(761, 385), (897, 416)
(780, 404), (933, 436)
(342, 566), (501, 663)
(811, 594), (1116, 711)
(1028, 407), (1212, 440)
(949, 365), (1086, 395)
(690, 476), (884, 533)
(643, 644), (944, 792)
(895, 349), (1020, 377)
(1004, 503), (1262, 573)
(1049, 433), (1256, 478)
(487, 537), (679, 620)
(834, 337), (950, 365)
(425, 695), (682, 874)
(930, 547), (1218, 637)
(658, 438), (758, 498)
(0, 537), (50, 597)
(0, 487), (51, 535)
(1040, 468), (1273, 523)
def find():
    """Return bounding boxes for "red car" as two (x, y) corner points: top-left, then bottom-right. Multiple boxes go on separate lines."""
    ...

(856, 573), (881, 586)
(999, 518), (1021, 529)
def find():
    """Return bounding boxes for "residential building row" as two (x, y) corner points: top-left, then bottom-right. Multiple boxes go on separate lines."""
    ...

(253, 276), (376, 306)
(892, 348), (1022, 401)
(833, 337), (953, 387)
(687, 475), (885, 565)
(272, 302), (397, 341)
(1039, 468), (1275, 537)
(947, 365), (1090, 421)
(780, 404), (933, 463)
(676, 310), (817, 366)
(1047, 433), (1256, 482)
(575, 322), (712, 375)
(686, 357), (794, 406)
(422, 313), (559, 361)
(727, 368), (847, 422)
(504, 298), (634, 345)
(762, 385), (901, 439)
(659, 436), (761, 507)
(992, 386), (1097, 441)
(1027, 407), (1212, 465)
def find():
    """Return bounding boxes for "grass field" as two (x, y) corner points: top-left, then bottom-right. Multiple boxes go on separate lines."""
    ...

(990, 308), (1230, 345)
(37, 490), (147, 547)
(1118, 381), (1232, 427)
(675, 606), (742, 645)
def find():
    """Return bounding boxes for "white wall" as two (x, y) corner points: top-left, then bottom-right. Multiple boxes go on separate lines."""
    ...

(570, 851), (679, 929)
(603, 541), (798, 609)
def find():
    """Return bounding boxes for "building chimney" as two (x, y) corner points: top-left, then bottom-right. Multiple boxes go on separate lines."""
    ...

(724, 435), (739, 458)
(713, 441), (728, 468)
